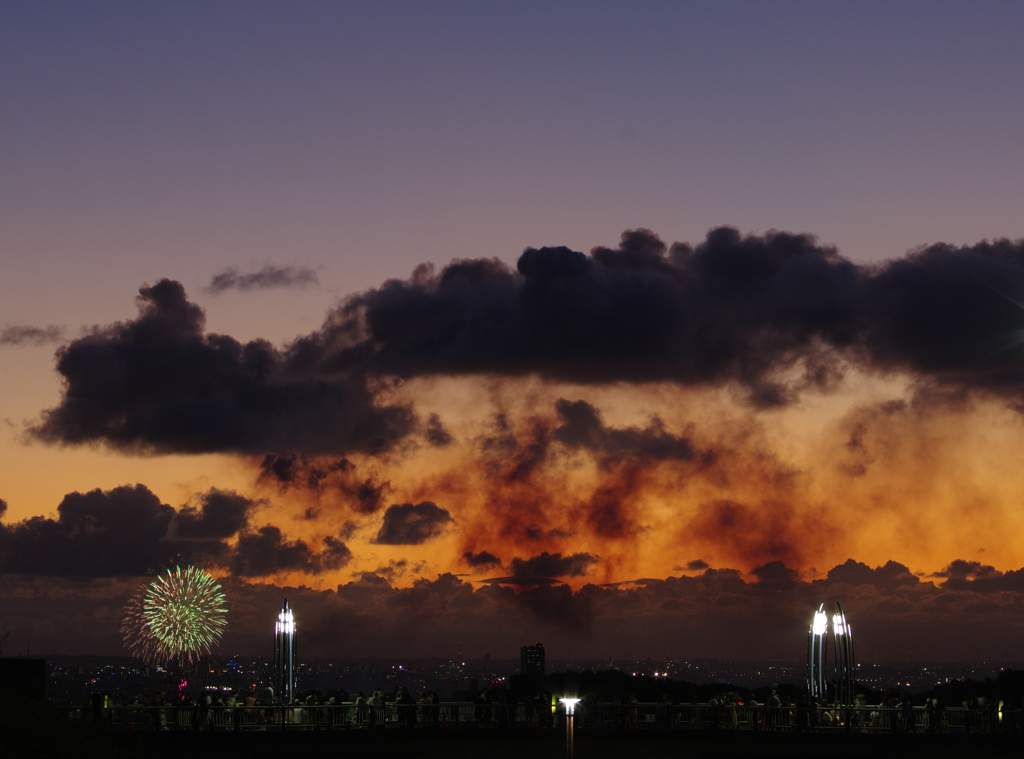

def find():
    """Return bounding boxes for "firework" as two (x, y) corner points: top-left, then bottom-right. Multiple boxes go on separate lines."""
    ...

(122, 565), (228, 664)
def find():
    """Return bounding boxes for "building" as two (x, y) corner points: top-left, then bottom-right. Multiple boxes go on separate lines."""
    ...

(274, 599), (296, 704)
(520, 642), (545, 675)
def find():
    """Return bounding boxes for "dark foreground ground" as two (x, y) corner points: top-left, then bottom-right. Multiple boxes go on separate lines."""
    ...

(100, 729), (1024, 759)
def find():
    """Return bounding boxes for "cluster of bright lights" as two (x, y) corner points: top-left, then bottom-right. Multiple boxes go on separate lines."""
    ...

(276, 607), (295, 635)
(810, 607), (850, 637)
(833, 612), (847, 636)
(122, 566), (228, 664)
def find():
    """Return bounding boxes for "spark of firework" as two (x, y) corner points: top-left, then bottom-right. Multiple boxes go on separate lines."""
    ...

(122, 565), (228, 664)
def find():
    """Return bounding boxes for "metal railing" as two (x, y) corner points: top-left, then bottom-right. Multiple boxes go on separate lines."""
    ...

(88, 702), (1022, 733)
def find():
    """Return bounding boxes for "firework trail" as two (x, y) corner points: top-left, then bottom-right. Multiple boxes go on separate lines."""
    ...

(122, 566), (228, 664)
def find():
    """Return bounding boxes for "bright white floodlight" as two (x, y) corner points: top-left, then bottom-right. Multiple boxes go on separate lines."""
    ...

(812, 609), (827, 636)
(833, 612), (846, 636)
(559, 697), (581, 715)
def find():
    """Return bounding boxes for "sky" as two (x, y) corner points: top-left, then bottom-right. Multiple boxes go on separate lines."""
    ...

(3, 1), (1024, 664)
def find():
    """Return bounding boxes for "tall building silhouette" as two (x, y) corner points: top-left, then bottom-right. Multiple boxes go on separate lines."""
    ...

(520, 642), (545, 674)
(274, 599), (296, 704)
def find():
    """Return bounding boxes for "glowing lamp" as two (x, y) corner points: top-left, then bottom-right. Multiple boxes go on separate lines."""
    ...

(812, 609), (827, 636)
(559, 697), (581, 715)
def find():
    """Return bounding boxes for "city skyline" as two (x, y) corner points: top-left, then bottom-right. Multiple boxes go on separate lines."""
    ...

(4, 3), (1024, 662)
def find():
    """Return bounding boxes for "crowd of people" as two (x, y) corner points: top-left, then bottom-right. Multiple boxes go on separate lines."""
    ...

(98, 687), (1020, 733)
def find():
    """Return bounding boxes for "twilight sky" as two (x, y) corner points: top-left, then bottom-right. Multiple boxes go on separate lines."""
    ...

(4, 2), (1024, 663)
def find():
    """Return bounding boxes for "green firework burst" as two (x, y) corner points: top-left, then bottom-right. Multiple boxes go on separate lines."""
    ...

(123, 565), (228, 664)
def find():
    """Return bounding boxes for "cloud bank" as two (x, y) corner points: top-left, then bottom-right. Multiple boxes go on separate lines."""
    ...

(33, 228), (1024, 457)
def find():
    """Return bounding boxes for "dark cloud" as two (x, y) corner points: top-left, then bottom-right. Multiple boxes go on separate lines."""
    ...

(512, 552), (588, 578)
(31, 279), (413, 455)
(425, 413), (454, 447)
(373, 502), (454, 545)
(0, 484), (181, 576)
(928, 559), (1024, 592)
(0, 484), (353, 579)
(750, 560), (800, 585)
(171, 489), (256, 540)
(824, 559), (920, 590)
(318, 228), (1024, 408)
(319, 227), (861, 395)
(932, 559), (1000, 579)
(260, 452), (391, 512)
(231, 525), (352, 577)
(319, 536), (354, 571)
(685, 559), (709, 571)
(0, 324), (64, 346)
(35, 229), (1024, 459)
(514, 582), (596, 632)
(373, 558), (428, 582)
(463, 550), (501, 568)
(553, 399), (694, 467)
(258, 454), (389, 515)
(206, 264), (318, 293)
(482, 551), (600, 586)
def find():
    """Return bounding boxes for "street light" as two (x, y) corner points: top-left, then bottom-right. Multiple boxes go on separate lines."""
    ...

(559, 698), (581, 759)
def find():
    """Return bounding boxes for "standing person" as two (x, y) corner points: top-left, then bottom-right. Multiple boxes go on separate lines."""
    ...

(901, 697), (914, 733)
(765, 689), (781, 731)
(417, 691), (430, 727)
(795, 696), (809, 733)
(354, 692), (367, 728)
(367, 690), (384, 728)
(396, 687), (415, 728)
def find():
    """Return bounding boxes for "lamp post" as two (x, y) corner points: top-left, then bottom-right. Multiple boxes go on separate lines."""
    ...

(559, 698), (581, 759)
